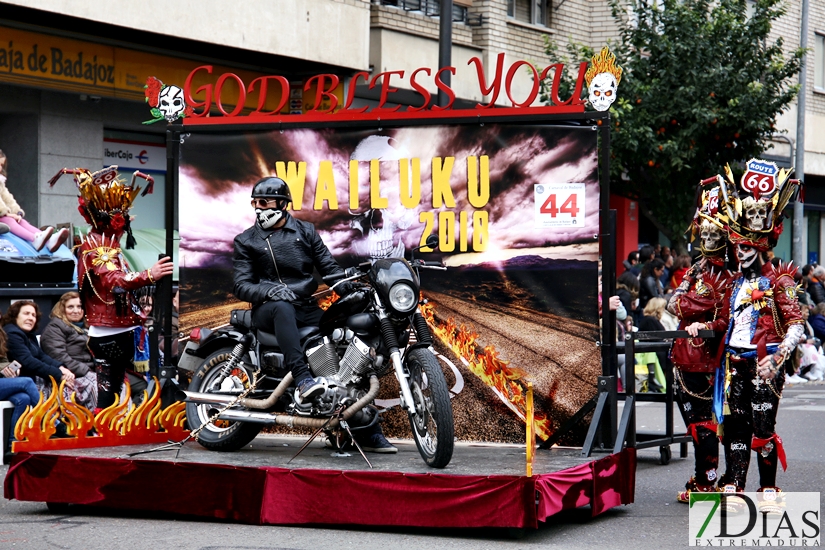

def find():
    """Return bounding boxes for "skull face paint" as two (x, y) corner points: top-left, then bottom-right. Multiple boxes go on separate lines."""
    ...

(699, 220), (724, 252)
(588, 72), (618, 111)
(158, 85), (186, 122)
(736, 244), (759, 269)
(742, 197), (770, 231)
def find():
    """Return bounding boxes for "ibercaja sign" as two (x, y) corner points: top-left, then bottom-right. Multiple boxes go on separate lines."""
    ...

(171, 48), (620, 445)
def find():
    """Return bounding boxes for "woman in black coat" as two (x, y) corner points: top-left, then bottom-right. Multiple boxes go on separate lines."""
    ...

(40, 292), (97, 410)
(2, 300), (75, 390)
(638, 258), (666, 311)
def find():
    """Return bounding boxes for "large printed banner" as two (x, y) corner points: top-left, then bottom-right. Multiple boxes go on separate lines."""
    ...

(179, 123), (600, 444)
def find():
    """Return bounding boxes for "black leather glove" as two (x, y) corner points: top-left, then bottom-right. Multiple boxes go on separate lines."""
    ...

(266, 282), (297, 302)
(335, 281), (357, 297)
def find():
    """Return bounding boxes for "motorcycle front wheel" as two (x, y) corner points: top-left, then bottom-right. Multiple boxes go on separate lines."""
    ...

(405, 348), (454, 468)
(185, 349), (262, 452)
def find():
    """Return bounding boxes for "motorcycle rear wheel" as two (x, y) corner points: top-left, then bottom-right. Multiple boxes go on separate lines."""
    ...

(185, 349), (262, 452)
(405, 348), (454, 468)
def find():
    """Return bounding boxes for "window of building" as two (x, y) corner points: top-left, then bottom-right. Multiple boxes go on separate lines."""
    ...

(382, 0), (470, 24)
(815, 32), (825, 92)
(507, 0), (550, 27)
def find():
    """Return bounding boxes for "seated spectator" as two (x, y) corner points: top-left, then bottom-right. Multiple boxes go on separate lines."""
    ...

(616, 271), (640, 319)
(808, 266), (825, 305)
(669, 254), (692, 291)
(0, 149), (68, 252)
(0, 325), (40, 457)
(790, 304), (825, 383)
(639, 258), (666, 310)
(635, 297), (668, 393)
(623, 250), (639, 274)
(2, 301), (75, 391)
(40, 292), (98, 410)
(810, 302), (825, 342)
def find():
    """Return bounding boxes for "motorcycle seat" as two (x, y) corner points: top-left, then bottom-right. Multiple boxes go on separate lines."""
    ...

(230, 309), (253, 328)
(257, 326), (319, 347)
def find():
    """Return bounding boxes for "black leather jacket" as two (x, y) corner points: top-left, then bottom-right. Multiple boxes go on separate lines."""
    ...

(233, 214), (342, 305)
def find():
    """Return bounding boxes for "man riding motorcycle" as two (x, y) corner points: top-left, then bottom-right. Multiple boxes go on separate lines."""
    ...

(232, 176), (396, 453)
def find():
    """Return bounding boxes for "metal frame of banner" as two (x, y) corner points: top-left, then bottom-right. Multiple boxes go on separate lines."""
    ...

(165, 108), (611, 450)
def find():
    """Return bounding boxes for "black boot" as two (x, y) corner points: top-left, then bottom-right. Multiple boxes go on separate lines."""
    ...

(648, 365), (664, 393)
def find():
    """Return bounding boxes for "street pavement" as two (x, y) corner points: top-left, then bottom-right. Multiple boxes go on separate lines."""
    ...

(1, 381), (823, 549)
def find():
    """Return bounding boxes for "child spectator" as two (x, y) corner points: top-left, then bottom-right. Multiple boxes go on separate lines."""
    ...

(0, 149), (68, 252)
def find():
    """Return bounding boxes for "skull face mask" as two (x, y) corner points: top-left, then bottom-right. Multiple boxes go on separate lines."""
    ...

(699, 220), (724, 252)
(158, 85), (186, 122)
(742, 197), (770, 231)
(588, 72), (618, 111)
(256, 207), (285, 230)
(736, 244), (759, 269)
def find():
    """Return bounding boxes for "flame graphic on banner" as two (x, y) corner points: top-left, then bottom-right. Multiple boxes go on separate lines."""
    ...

(420, 301), (553, 440)
(13, 378), (188, 452)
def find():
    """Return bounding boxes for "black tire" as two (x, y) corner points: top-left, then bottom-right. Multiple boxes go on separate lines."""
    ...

(405, 348), (454, 468)
(185, 349), (262, 452)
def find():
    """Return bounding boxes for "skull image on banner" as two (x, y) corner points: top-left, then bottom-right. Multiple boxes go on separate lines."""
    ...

(584, 47), (623, 112)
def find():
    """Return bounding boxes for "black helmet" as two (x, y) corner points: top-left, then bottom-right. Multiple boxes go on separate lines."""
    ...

(251, 177), (292, 202)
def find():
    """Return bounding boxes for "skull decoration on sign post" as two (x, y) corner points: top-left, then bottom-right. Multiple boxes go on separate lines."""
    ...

(584, 47), (623, 112)
(143, 77), (194, 125)
(157, 86), (186, 122)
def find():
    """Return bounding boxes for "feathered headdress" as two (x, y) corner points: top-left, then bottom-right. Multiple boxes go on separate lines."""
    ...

(715, 159), (799, 251)
(48, 165), (154, 249)
(689, 176), (729, 260)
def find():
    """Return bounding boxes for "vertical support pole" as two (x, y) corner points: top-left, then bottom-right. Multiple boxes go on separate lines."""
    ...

(598, 114), (616, 449)
(526, 382), (534, 477)
(437, 0), (453, 107)
(159, 127), (180, 385)
(626, 333), (636, 448)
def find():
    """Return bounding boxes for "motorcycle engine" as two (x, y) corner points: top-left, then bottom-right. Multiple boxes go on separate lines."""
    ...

(305, 329), (376, 386)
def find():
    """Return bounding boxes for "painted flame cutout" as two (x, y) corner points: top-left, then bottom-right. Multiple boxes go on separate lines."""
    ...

(420, 301), (553, 440)
(13, 377), (189, 453)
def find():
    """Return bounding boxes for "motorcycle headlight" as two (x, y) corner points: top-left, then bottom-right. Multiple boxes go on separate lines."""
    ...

(388, 283), (417, 313)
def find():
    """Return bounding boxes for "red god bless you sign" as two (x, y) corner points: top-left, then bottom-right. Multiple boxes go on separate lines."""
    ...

(176, 55), (602, 445)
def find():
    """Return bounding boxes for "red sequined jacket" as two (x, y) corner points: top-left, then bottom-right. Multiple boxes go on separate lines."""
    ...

(77, 232), (152, 328)
(667, 265), (733, 372)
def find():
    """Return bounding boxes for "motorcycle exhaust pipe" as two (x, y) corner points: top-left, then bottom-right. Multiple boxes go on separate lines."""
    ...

(177, 373), (295, 409)
(211, 375), (380, 429)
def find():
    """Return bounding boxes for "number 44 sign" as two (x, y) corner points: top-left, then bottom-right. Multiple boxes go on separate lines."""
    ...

(535, 183), (585, 228)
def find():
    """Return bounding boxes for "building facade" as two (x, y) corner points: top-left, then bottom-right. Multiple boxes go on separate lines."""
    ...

(0, 0), (817, 264)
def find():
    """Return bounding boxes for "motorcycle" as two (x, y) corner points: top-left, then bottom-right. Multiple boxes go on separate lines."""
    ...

(179, 235), (454, 468)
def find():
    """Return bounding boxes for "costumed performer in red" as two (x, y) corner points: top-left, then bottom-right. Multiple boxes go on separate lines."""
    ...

(689, 161), (802, 514)
(49, 165), (174, 410)
(667, 178), (734, 503)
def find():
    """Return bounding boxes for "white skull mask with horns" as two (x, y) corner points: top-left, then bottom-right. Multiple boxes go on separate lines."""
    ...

(699, 219), (725, 252)
(741, 196), (771, 231)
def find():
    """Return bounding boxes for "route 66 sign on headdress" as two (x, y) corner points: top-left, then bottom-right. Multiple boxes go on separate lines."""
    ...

(47, 165), (154, 249)
(717, 158), (800, 251)
(143, 76), (194, 125)
(584, 47), (623, 112)
(689, 177), (729, 260)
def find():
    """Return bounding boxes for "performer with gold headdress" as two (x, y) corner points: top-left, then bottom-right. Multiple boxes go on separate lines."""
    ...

(49, 166), (174, 410)
(668, 178), (733, 503)
(686, 160), (802, 513)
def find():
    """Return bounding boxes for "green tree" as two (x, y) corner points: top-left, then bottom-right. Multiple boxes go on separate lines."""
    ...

(541, 0), (803, 250)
